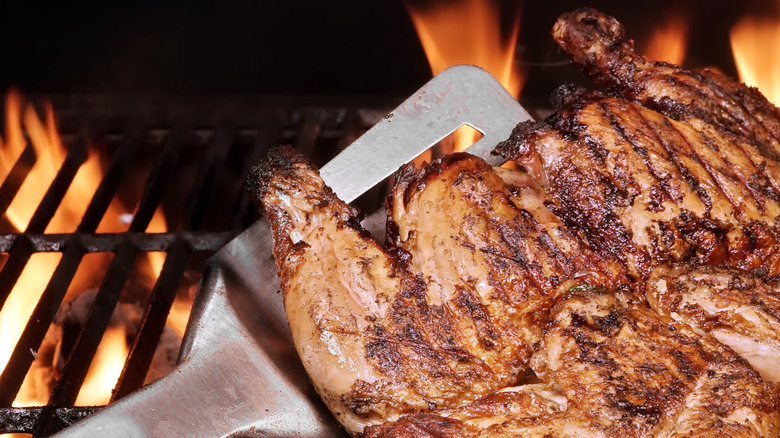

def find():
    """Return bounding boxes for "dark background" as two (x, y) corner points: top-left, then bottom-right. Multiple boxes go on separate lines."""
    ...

(0, 1), (772, 101)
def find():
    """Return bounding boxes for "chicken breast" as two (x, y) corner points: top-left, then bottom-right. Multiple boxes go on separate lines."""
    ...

(495, 94), (780, 278)
(532, 287), (780, 437)
(647, 264), (780, 383)
(250, 147), (617, 434)
(388, 153), (628, 373)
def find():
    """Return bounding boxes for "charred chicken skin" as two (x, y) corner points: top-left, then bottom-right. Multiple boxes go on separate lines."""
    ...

(647, 264), (780, 384)
(251, 148), (779, 436)
(495, 93), (780, 279)
(495, 7), (780, 388)
(249, 7), (780, 437)
(552, 7), (780, 150)
(250, 147), (627, 434)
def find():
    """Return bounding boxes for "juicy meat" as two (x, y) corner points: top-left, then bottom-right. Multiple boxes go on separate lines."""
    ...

(250, 147), (779, 436)
(552, 7), (780, 151)
(249, 146), (406, 433)
(364, 384), (604, 438)
(251, 8), (780, 436)
(532, 287), (779, 437)
(251, 147), (621, 434)
(366, 287), (780, 437)
(647, 264), (780, 383)
(495, 95), (780, 278)
(388, 153), (628, 370)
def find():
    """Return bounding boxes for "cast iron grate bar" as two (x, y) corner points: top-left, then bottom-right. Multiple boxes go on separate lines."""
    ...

(26, 139), (89, 233)
(0, 138), (87, 311)
(44, 126), (184, 413)
(183, 124), (234, 230)
(0, 99), (394, 437)
(111, 238), (188, 401)
(0, 128), (140, 406)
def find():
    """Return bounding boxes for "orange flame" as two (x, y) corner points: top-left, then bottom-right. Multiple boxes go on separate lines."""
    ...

(1, 90), (176, 409)
(166, 296), (194, 337)
(0, 253), (62, 406)
(407, 0), (523, 152)
(75, 326), (129, 406)
(644, 9), (689, 65)
(731, 7), (780, 105)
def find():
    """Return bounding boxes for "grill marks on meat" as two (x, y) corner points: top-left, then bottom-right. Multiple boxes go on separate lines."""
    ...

(553, 8), (780, 214)
(252, 147), (617, 434)
(388, 154), (628, 373)
(366, 286), (780, 437)
(251, 147), (780, 436)
(252, 8), (780, 436)
(364, 384), (605, 438)
(552, 7), (780, 152)
(249, 147), (410, 432)
(647, 264), (780, 383)
(496, 96), (780, 278)
(532, 288), (780, 437)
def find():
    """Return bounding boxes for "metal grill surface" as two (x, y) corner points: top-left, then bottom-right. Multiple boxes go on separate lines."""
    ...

(0, 96), (391, 436)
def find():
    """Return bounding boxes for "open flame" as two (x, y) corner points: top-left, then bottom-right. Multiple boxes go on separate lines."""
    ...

(730, 6), (780, 105)
(406, 0), (523, 153)
(74, 327), (129, 406)
(0, 90), (177, 408)
(642, 7), (689, 66)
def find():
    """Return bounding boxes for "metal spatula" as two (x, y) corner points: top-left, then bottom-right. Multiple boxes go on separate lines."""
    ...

(54, 65), (532, 438)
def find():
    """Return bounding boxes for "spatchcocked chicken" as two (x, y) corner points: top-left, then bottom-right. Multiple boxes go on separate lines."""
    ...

(249, 8), (780, 437)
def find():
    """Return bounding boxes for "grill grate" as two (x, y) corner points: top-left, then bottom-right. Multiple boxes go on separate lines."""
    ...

(0, 95), (393, 436)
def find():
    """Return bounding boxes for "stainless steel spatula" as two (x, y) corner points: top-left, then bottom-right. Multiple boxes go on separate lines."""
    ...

(54, 65), (532, 438)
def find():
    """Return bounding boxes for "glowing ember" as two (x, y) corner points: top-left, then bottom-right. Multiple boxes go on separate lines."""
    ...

(75, 326), (129, 406)
(643, 8), (689, 65)
(731, 8), (780, 105)
(407, 0), (523, 152)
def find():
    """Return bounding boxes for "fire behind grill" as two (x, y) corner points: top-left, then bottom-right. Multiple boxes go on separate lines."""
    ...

(0, 95), (393, 437)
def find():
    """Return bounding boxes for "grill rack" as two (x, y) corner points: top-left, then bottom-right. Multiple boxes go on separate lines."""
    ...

(0, 95), (393, 436)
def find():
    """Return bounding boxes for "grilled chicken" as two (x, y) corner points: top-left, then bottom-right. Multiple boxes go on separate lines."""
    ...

(388, 153), (628, 371)
(250, 147), (611, 434)
(532, 287), (779, 437)
(647, 264), (780, 383)
(364, 384), (603, 438)
(552, 7), (780, 152)
(495, 93), (780, 278)
(250, 147), (779, 436)
(366, 287), (780, 437)
(251, 8), (780, 436)
(544, 8), (780, 278)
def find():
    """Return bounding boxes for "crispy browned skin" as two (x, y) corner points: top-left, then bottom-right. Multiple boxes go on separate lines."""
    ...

(251, 9), (780, 435)
(367, 287), (780, 437)
(364, 384), (603, 438)
(495, 95), (780, 279)
(251, 147), (620, 434)
(388, 153), (628, 372)
(647, 264), (780, 383)
(252, 147), (779, 436)
(532, 287), (780, 437)
(552, 7), (780, 151)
